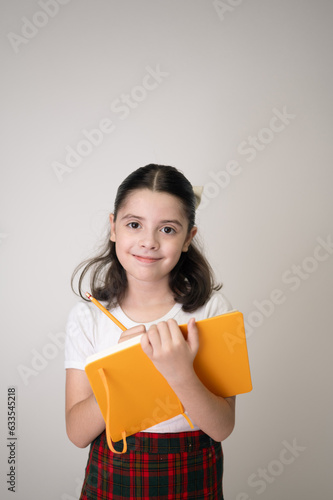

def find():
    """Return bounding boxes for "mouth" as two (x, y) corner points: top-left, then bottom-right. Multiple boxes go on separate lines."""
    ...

(133, 255), (161, 264)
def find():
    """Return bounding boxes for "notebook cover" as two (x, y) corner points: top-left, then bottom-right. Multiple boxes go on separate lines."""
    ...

(85, 311), (252, 442)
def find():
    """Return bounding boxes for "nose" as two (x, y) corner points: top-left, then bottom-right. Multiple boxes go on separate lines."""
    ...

(139, 230), (159, 250)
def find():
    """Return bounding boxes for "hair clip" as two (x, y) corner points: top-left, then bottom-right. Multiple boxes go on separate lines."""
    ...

(192, 186), (203, 210)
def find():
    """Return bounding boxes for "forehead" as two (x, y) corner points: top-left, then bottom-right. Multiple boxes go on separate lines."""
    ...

(118, 189), (187, 219)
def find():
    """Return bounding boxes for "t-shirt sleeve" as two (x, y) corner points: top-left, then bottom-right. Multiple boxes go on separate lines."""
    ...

(204, 292), (233, 318)
(64, 302), (96, 370)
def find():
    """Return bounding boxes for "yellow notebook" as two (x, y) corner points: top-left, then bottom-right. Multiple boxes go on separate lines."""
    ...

(85, 311), (252, 453)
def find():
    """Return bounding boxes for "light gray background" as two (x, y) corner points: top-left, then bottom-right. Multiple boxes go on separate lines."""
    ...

(1, 1), (332, 499)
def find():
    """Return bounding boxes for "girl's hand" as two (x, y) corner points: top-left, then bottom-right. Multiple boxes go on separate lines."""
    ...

(140, 318), (199, 385)
(118, 324), (146, 343)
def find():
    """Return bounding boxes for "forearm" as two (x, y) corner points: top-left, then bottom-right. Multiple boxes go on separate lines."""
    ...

(170, 369), (236, 442)
(66, 394), (105, 448)
(141, 320), (236, 441)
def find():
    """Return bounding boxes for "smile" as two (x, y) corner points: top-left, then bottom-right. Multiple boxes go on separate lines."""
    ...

(133, 255), (161, 264)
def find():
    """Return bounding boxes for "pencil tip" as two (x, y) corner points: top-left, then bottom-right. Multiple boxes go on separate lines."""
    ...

(85, 292), (92, 299)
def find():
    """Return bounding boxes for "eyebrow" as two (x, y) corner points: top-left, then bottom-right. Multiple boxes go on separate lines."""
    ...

(121, 214), (184, 228)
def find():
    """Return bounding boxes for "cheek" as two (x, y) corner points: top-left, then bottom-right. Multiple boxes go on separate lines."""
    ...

(114, 245), (128, 269)
(114, 234), (135, 261)
(165, 240), (185, 259)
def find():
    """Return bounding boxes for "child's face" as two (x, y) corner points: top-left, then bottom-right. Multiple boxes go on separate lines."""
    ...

(109, 189), (197, 288)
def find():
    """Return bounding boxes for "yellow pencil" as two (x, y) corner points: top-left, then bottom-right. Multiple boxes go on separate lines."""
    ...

(85, 292), (126, 331)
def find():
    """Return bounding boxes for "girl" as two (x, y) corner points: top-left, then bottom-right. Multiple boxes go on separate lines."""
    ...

(65, 164), (236, 499)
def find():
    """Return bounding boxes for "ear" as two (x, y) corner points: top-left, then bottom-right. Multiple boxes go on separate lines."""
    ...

(109, 213), (116, 242)
(182, 226), (197, 252)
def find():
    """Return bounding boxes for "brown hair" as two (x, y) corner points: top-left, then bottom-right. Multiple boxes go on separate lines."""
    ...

(71, 164), (221, 312)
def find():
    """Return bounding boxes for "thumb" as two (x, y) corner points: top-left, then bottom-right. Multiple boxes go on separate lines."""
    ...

(140, 332), (154, 359)
(186, 318), (199, 356)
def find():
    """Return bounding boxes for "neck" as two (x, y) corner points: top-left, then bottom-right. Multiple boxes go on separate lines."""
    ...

(120, 277), (176, 323)
(124, 276), (175, 307)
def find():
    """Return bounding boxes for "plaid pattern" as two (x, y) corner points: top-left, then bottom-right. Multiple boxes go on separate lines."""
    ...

(79, 430), (223, 499)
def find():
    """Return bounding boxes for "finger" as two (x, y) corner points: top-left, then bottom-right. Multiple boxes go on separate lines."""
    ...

(166, 318), (185, 344)
(186, 318), (200, 355)
(118, 332), (142, 343)
(155, 321), (174, 348)
(140, 332), (153, 358)
(146, 324), (163, 353)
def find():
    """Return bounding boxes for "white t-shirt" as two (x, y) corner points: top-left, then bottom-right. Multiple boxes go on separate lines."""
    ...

(65, 292), (232, 433)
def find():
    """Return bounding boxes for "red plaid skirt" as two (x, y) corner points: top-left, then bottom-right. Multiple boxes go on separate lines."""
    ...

(79, 430), (223, 499)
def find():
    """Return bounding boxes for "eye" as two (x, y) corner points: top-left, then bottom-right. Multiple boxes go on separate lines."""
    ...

(127, 222), (141, 229)
(161, 226), (175, 234)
